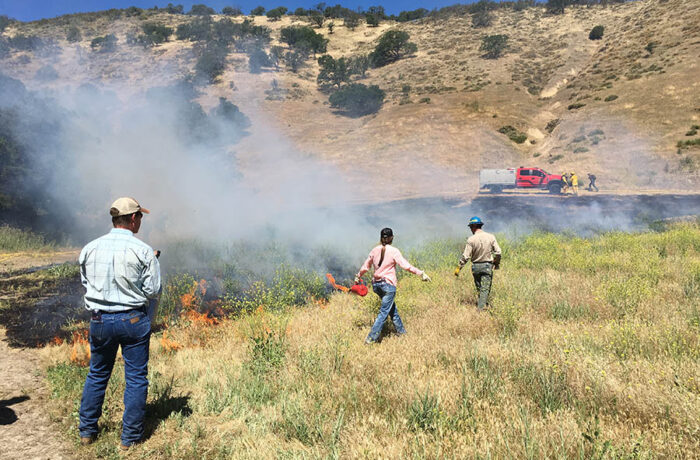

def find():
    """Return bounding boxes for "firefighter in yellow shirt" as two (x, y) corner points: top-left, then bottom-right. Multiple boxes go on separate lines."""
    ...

(570, 172), (579, 196)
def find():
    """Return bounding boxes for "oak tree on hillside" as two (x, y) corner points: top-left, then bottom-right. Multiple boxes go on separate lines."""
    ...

(189, 4), (216, 15)
(250, 6), (266, 16)
(369, 30), (417, 67)
(221, 6), (242, 16)
(317, 55), (350, 89)
(329, 83), (385, 116)
(344, 13), (361, 30)
(546, 0), (569, 15)
(283, 50), (307, 72)
(165, 4), (184, 14)
(280, 26), (328, 56)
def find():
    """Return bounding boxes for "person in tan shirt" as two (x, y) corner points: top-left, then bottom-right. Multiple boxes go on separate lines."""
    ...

(454, 216), (501, 310)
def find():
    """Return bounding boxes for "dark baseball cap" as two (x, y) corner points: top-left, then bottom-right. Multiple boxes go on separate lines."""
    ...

(380, 227), (393, 238)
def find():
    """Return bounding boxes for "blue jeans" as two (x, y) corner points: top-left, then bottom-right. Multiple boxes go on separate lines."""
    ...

(367, 281), (406, 341)
(79, 309), (151, 446)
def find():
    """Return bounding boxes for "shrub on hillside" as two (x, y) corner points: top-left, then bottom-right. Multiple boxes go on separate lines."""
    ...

(266, 7), (287, 21)
(196, 44), (228, 82)
(8, 34), (44, 51)
(66, 26), (81, 43)
(250, 6), (266, 16)
(283, 50), (307, 72)
(280, 26), (328, 55)
(294, 8), (308, 16)
(480, 34), (508, 59)
(546, 0), (568, 15)
(589, 25), (604, 40)
(90, 34), (117, 52)
(498, 125), (527, 144)
(309, 11), (325, 28)
(396, 8), (429, 22)
(123, 6), (143, 17)
(329, 83), (385, 116)
(248, 48), (271, 73)
(366, 14), (380, 27)
(317, 55), (350, 89)
(0, 15), (12, 33)
(369, 30), (417, 67)
(189, 4), (216, 16)
(472, 10), (492, 28)
(471, 0), (494, 28)
(176, 18), (212, 41)
(348, 54), (369, 77)
(221, 6), (242, 16)
(211, 97), (251, 130)
(138, 22), (174, 46)
(165, 3), (184, 14)
(343, 13), (361, 30)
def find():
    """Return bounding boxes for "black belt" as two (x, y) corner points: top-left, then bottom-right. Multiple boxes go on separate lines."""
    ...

(473, 261), (493, 264)
(94, 305), (147, 315)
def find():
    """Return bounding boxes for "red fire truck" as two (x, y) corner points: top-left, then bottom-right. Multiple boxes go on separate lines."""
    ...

(479, 167), (564, 194)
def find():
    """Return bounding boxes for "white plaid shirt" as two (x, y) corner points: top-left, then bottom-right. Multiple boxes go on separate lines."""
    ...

(79, 228), (161, 312)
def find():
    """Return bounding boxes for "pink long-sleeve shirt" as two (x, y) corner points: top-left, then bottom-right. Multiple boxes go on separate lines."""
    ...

(357, 244), (423, 287)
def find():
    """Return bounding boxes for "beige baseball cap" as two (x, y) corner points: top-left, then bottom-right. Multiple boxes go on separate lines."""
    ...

(109, 197), (150, 217)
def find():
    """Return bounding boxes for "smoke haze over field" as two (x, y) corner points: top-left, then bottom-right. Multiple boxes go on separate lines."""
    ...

(2, 69), (700, 274)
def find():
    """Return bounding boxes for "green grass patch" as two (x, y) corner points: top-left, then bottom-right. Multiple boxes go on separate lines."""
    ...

(0, 225), (54, 252)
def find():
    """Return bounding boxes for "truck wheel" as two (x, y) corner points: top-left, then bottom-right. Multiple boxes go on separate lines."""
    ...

(548, 184), (561, 194)
(491, 185), (503, 193)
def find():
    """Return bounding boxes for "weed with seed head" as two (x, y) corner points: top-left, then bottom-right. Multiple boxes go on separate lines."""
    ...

(407, 389), (444, 433)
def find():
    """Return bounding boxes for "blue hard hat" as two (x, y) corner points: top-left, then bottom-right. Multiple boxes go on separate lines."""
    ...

(468, 216), (483, 226)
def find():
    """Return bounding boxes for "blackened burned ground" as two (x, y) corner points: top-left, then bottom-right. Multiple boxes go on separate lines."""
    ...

(362, 193), (700, 235)
(0, 265), (87, 348)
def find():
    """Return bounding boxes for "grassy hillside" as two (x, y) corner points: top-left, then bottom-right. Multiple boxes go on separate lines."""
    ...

(42, 223), (700, 458)
(0, 0), (698, 199)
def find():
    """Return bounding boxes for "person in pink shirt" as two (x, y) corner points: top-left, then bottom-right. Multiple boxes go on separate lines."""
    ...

(355, 228), (431, 344)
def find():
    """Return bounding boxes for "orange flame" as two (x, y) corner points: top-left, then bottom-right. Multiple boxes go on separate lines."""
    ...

(69, 330), (91, 367)
(326, 273), (349, 292)
(160, 331), (183, 352)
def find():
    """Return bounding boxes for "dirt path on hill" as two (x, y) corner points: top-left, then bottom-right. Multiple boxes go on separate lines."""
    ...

(0, 327), (74, 460)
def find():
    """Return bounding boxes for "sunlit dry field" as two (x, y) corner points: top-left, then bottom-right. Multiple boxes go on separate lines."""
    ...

(37, 222), (700, 459)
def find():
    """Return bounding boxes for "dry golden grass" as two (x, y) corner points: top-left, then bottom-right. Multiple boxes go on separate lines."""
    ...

(41, 223), (700, 458)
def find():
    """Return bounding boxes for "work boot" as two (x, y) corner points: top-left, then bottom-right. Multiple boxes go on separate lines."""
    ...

(80, 436), (95, 446)
(120, 443), (132, 451)
(364, 337), (377, 345)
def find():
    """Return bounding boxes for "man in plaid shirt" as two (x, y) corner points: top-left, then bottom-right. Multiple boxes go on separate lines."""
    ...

(78, 197), (161, 450)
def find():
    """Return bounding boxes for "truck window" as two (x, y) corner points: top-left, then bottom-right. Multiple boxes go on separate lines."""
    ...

(520, 169), (531, 176)
(532, 170), (544, 177)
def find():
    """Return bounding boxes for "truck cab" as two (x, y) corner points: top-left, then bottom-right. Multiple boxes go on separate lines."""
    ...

(517, 167), (562, 193)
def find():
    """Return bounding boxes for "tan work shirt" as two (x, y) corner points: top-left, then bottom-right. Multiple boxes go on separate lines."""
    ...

(459, 230), (502, 266)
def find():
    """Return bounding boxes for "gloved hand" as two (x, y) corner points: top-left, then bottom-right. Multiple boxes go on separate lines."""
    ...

(454, 267), (461, 277)
(354, 275), (361, 284)
(494, 263), (500, 270)
(421, 272), (431, 282)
